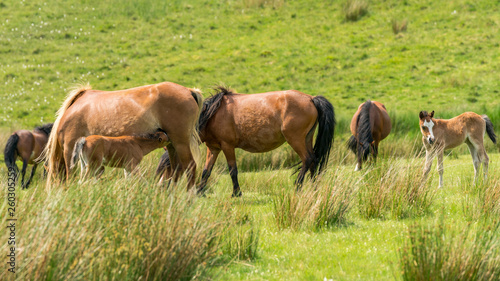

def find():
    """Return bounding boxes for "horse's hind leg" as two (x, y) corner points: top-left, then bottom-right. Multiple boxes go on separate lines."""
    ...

(25, 163), (38, 189)
(286, 137), (313, 190)
(20, 159), (28, 189)
(221, 145), (241, 197)
(198, 147), (221, 195)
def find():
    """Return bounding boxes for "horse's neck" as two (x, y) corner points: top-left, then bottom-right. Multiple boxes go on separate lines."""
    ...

(134, 138), (160, 155)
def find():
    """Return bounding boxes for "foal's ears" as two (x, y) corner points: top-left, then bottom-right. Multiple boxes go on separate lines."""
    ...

(430, 110), (434, 118)
(419, 111), (424, 119)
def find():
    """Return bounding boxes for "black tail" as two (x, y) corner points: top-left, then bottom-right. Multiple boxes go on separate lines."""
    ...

(310, 96), (336, 177)
(482, 115), (497, 144)
(4, 134), (19, 176)
(198, 86), (233, 133)
(357, 100), (374, 162)
(346, 135), (357, 154)
(156, 150), (172, 177)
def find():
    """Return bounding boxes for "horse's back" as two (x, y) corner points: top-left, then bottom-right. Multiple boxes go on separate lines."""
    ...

(372, 101), (391, 140)
(206, 90), (317, 152)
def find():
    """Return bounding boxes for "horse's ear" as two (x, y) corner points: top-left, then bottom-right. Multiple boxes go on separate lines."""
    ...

(419, 111), (425, 119)
(430, 111), (434, 118)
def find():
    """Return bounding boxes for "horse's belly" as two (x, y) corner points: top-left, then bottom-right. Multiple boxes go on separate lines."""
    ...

(237, 131), (286, 153)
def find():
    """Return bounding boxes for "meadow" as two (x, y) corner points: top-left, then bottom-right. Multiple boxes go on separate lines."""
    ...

(1, 0), (500, 280)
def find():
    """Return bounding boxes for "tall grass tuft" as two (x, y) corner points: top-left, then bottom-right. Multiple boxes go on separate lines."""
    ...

(357, 157), (435, 219)
(216, 202), (260, 261)
(343, 0), (369, 22)
(243, 0), (284, 9)
(272, 166), (357, 231)
(392, 19), (408, 35)
(1, 174), (229, 280)
(398, 217), (500, 281)
(462, 174), (500, 221)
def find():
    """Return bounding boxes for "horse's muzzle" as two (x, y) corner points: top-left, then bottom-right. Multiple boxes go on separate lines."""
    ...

(427, 137), (435, 145)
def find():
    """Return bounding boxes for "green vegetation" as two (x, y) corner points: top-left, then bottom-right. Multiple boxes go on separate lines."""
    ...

(1, 0), (500, 280)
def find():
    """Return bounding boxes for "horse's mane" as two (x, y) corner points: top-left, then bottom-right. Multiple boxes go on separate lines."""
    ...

(34, 123), (54, 136)
(198, 86), (234, 132)
(357, 100), (374, 161)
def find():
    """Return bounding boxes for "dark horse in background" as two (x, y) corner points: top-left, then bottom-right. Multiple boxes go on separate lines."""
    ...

(4, 123), (53, 188)
(158, 86), (336, 197)
(347, 100), (391, 171)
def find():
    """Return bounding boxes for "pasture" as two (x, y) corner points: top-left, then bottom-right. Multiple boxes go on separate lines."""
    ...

(1, 0), (500, 280)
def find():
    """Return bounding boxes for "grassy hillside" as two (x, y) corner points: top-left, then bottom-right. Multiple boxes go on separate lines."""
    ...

(2, 1), (500, 280)
(0, 0), (499, 132)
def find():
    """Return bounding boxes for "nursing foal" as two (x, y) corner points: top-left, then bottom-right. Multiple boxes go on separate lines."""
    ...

(70, 129), (169, 180)
(419, 111), (497, 188)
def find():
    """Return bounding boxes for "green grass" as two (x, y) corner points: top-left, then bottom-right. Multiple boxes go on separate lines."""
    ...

(2, 0), (500, 280)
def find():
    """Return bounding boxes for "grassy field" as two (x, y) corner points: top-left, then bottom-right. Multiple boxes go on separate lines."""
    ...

(1, 0), (500, 280)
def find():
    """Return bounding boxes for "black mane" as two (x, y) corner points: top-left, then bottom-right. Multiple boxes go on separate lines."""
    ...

(34, 123), (54, 136)
(198, 86), (234, 133)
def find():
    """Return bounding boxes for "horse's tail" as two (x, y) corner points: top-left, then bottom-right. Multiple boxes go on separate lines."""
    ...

(40, 83), (91, 186)
(70, 137), (86, 170)
(4, 133), (20, 175)
(311, 96), (336, 177)
(155, 150), (172, 178)
(188, 88), (204, 167)
(482, 115), (497, 144)
(357, 100), (374, 162)
(346, 135), (357, 154)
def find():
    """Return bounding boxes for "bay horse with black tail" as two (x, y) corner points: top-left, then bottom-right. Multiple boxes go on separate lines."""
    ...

(158, 86), (336, 197)
(419, 110), (497, 188)
(41, 82), (202, 188)
(4, 123), (53, 189)
(70, 129), (169, 181)
(347, 100), (391, 171)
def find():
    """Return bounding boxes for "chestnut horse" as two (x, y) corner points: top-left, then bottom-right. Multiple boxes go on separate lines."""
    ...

(419, 111), (497, 188)
(41, 82), (202, 187)
(70, 129), (169, 180)
(4, 123), (53, 189)
(158, 86), (336, 197)
(347, 100), (391, 171)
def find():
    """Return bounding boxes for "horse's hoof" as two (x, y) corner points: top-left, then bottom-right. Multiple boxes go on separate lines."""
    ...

(232, 190), (242, 198)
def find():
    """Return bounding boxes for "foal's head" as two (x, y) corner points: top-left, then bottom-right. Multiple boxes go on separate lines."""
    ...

(419, 110), (435, 145)
(152, 130), (170, 146)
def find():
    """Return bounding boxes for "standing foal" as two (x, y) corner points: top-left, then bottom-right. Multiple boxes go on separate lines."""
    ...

(70, 129), (169, 181)
(419, 110), (496, 188)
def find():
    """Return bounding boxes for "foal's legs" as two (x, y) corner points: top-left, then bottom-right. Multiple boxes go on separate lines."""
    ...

(221, 144), (241, 197)
(465, 140), (480, 184)
(198, 147), (221, 194)
(422, 148), (434, 178)
(437, 150), (444, 188)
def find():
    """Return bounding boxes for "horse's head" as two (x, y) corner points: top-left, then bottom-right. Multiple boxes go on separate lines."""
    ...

(419, 110), (435, 145)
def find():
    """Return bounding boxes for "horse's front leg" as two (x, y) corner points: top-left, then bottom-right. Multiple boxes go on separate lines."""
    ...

(437, 150), (444, 188)
(423, 149), (434, 178)
(222, 145), (241, 197)
(198, 147), (220, 195)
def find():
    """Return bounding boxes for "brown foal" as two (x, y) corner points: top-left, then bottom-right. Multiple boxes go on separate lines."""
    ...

(70, 130), (169, 180)
(419, 111), (497, 188)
